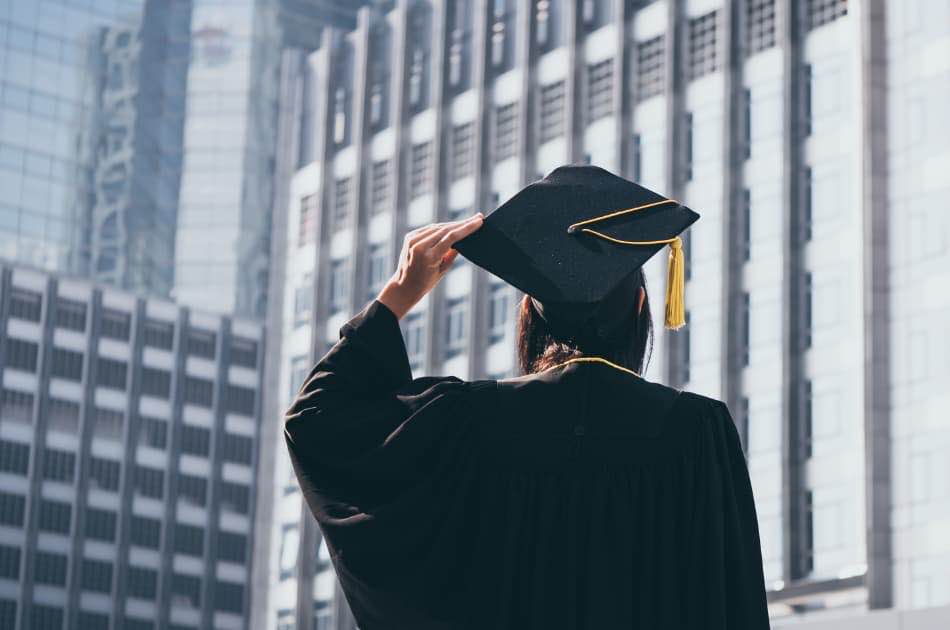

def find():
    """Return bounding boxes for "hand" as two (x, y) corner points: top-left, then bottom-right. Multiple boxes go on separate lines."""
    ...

(377, 214), (484, 320)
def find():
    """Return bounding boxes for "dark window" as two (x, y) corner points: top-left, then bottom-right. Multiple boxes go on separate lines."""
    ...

(631, 132), (642, 181)
(740, 189), (752, 262)
(488, 283), (511, 342)
(803, 271), (813, 349)
(127, 566), (158, 599)
(1, 388), (34, 424)
(741, 88), (752, 159)
(586, 59), (614, 123)
(84, 508), (117, 541)
(33, 551), (67, 585)
(0, 440), (30, 475)
(5, 338), (38, 372)
(42, 448), (76, 482)
(298, 193), (319, 247)
(539, 81), (565, 143)
(679, 311), (692, 384)
(214, 580), (244, 613)
(407, 4), (432, 112)
(96, 357), (128, 390)
(80, 558), (113, 593)
(33, 604), (64, 628)
(0, 600), (14, 630)
(9, 288), (42, 321)
(370, 160), (391, 215)
(746, 0), (776, 54)
(183, 376), (214, 408)
(138, 416), (168, 449)
(216, 531), (247, 564)
(171, 572), (202, 608)
(494, 102), (518, 161)
(444, 298), (467, 358)
(219, 482), (250, 514)
(410, 142), (433, 199)
(130, 516), (162, 549)
(450, 122), (474, 181)
(802, 64), (813, 137)
(803, 379), (814, 459)
(100, 308), (131, 340)
(0, 545), (21, 579)
(225, 385), (256, 417)
(328, 259), (348, 314)
(221, 433), (253, 465)
(683, 111), (694, 181)
(50, 347), (84, 381)
(38, 499), (71, 534)
(88, 457), (120, 491)
(294, 275), (313, 327)
(331, 177), (353, 233)
(174, 524), (205, 556)
(635, 36), (665, 101)
(143, 319), (174, 349)
(807, 0), (847, 30)
(366, 244), (389, 300)
(688, 11), (720, 80)
(77, 611), (110, 630)
(55, 297), (86, 331)
(47, 397), (79, 433)
(140, 367), (171, 398)
(179, 474), (208, 506)
(134, 466), (165, 499)
(803, 165), (813, 241)
(230, 338), (258, 368)
(803, 489), (815, 574)
(741, 292), (751, 367)
(535, 0), (565, 52)
(186, 329), (216, 360)
(180, 424), (211, 457)
(0, 492), (26, 526)
(92, 407), (124, 441)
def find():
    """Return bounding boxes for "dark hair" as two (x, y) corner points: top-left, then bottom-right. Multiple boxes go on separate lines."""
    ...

(516, 269), (654, 376)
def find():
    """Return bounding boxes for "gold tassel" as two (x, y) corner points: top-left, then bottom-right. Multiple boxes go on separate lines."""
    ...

(664, 237), (686, 330)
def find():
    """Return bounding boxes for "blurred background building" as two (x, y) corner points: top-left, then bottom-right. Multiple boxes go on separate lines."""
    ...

(265, 0), (950, 629)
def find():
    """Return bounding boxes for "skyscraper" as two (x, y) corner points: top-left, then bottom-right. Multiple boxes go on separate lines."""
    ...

(275, 0), (950, 628)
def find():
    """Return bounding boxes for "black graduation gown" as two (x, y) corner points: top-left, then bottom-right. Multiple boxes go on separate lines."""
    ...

(285, 300), (771, 630)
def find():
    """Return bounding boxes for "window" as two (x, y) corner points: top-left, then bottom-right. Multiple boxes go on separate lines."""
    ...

(47, 397), (79, 433)
(34, 552), (67, 585)
(78, 611), (110, 630)
(631, 133), (642, 181)
(32, 605), (63, 629)
(683, 111), (694, 181)
(81, 558), (113, 593)
(1, 388), (34, 425)
(451, 122), (475, 181)
(535, 0), (564, 51)
(290, 356), (310, 399)
(92, 407), (123, 441)
(0, 441), (30, 475)
(410, 142), (433, 199)
(141, 367), (171, 398)
(803, 165), (813, 240)
(586, 59), (614, 123)
(746, 0), (776, 54)
(407, 4), (432, 111)
(85, 507), (117, 541)
(183, 376), (214, 407)
(128, 566), (158, 599)
(100, 308), (131, 340)
(216, 531), (247, 564)
(635, 36), (665, 101)
(88, 457), (120, 491)
(741, 88), (752, 159)
(367, 245), (389, 300)
(130, 516), (162, 548)
(802, 379), (814, 459)
(138, 416), (168, 449)
(688, 11), (720, 80)
(444, 298), (467, 358)
(96, 357), (128, 390)
(803, 271), (813, 349)
(807, 0), (847, 30)
(220, 482), (250, 514)
(179, 474), (208, 506)
(171, 573), (202, 609)
(539, 81), (565, 143)
(214, 580), (244, 613)
(50, 347), (84, 381)
(678, 311), (692, 384)
(56, 298), (87, 331)
(294, 275), (314, 327)
(299, 193), (318, 246)
(494, 102), (518, 161)
(9, 288), (42, 321)
(230, 338), (258, 368)
(43, 448), (76, 482)
(404, 313), (425, 371)
(225, 384), (256, 416)
(134, 465), (165, 499)
(488, 284), (511, 342)
(0, 493), (26, 526)
(222, 433), (253, 465)
(490, 0), (516, 71)
(331, 177), (353, 233)
(143, 318), (174, 349)
(0, 546), (20, 580)
(181, 424), (211, 457)
(370, 160), (391, 215)
(186, 329), (216, 359)
(328, 259), (348, 314)
(741, 292), (751, 367)
(38, 499), (71, 534)
(740, 189), (752, 261)
(174, 524), (205, 556)
(0, 600), (13, 630)
(6, 338), (38, 372)
(802, 64), (813, 136)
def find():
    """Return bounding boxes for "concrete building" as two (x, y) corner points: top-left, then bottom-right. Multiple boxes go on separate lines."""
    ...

(262, 0), (950, 628)
(0, 262), (265, 630)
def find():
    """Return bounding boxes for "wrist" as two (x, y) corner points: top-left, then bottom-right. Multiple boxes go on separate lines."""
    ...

(376, 280), (415, 320)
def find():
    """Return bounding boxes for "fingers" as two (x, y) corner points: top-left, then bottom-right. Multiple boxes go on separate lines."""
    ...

(406, 214), (483, 266)
(432, 214), (483, 255)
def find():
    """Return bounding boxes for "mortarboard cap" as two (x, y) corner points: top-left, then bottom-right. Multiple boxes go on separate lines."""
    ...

(453, 165), (700, 337)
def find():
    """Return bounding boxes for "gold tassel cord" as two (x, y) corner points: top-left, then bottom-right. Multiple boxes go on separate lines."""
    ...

(567, 199), (688, 331)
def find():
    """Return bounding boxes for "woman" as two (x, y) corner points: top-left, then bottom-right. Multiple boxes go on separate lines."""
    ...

(285, 166), (771, 629)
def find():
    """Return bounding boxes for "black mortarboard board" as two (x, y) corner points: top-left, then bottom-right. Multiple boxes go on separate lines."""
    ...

(453, 165), (700, 337)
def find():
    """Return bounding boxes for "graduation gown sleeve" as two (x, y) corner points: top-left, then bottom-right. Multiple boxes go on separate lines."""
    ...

(283, 299), (488, 629)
